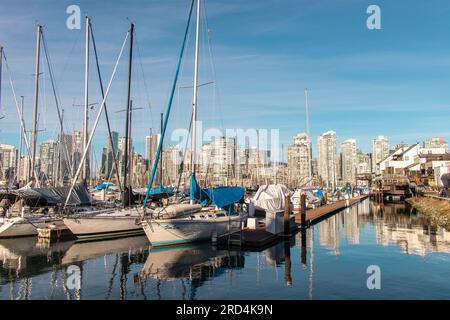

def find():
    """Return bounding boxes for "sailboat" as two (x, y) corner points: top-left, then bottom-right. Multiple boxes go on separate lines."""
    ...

(140, 0), (246, 247)
(0, 26), (77, 238)
(62, 19), (147, 241)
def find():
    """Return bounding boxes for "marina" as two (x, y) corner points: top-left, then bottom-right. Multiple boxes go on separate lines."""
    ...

(1, 199), (450, 300)
(0, 0), (449, 303)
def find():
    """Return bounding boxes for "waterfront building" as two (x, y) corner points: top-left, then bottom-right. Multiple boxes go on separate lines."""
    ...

(372, 136), (389, 175)
(145, 134), (161, 186)
(210, 137), (236, 186)
(0, 144), (17, 185)
(100, 131), (119, 181)
(131, 151), (148, 187)
(287, 132), (311, 188)
(162, 144), (181, 186)
(118, 136), (133, 182)
(340, 139), (357, 186)
(56, 133), (73, 185)
(317, 131), (337, 189)
(39, 140), (57, 183)
(72, 130), (83, 177)
(18, 155), (31, 184)
(424, 136), (448, 150)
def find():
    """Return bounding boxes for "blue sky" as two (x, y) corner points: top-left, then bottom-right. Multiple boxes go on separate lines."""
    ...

(1, 0), (450, 164)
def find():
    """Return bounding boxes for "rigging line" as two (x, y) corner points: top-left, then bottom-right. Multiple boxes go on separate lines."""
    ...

(40, 31), (75, 178)
(135, 34), (154, 131)
(0, 46), (3, 117)
(64, 30), (130, 209)
(203, 0), (224, 132)
(2, 51), (40, 186)
(90, 21), (123, 193)
(175, 109), (193, 199)
(143, 0), (196, 208)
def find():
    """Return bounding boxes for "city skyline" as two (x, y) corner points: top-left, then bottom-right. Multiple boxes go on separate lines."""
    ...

(1, 0), (450, 159)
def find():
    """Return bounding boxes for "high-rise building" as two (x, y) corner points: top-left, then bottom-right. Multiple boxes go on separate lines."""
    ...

(72, 130), (83, 177)
(162, 145), (181, 186)
(287, 132), (311, 188)
(118, 136), (133, 181)
(201, 137), (236, 186)
(145, 134), (161, 186)
(357, 150), (371, 175)
(317, 131), (337, 189)
(57, 133), (73, 185)
(424, 137), (448, 150)
(340, 139), (357, 185)
(131, 151), (148, 187)
(0, 144), (17, 184)
(39, 140), (57, 183)
(18, 155), (31, 184)
(372, 136), (389, 175)
(100, 131), (119, 181)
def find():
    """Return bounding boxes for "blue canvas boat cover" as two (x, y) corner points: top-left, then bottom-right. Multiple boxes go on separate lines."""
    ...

(190, 175), (244, 210)
(94, 183), (114, 190)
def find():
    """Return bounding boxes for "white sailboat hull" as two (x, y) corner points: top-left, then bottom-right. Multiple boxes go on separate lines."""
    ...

(142, 214), (243, 247)
(63, 208), (144, 241)
(0, 216), (63, 238)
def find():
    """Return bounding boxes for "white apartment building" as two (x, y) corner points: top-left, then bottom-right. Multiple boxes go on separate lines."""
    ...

(372, 135), (389, 175)
(340, 139), (357, 185)
(287, 132), (311, 188)
(317, 131), (337, 189)
(0, 144), (17, 184)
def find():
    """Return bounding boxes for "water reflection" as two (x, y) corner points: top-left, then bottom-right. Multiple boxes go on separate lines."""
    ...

(140, 245), (244, 299)
(1, 199), (450, 299)
(314, 200), (450, 257)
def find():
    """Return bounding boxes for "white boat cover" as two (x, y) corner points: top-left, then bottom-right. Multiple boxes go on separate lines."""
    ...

(250, 184), (292, 213)
(152, 203), (202, 219)
(292, 189), (321, 208)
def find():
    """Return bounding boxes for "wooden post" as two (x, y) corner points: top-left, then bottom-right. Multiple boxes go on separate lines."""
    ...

(284, 194), (290, 235)
(300, 193), (307, 229)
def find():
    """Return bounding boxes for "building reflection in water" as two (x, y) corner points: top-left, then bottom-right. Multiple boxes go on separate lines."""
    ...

(2, 199), (450, 299)
(371, 201), (450, 256)
(314, 199), (450, 257)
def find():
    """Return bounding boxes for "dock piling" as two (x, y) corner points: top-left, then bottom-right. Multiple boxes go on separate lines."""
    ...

(300, 193), (307, 229)
(284, 194), (291, 235)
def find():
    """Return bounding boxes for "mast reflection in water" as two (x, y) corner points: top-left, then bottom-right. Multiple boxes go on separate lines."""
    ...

(1, 199), (450, 299)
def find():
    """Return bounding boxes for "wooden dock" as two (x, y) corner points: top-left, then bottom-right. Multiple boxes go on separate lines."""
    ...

(294, 195), (369, 226)
(218, 194), (369, 249)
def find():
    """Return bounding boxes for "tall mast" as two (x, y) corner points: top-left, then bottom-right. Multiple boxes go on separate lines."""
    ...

(18, 96), (24, 184)
(82, 16), (90, 184)
(160, 112), (163, 186)
(190, 0), (201, 205)
(305, 88), (312, 183)
(56, 108), (64, 186)
(123, 23), (134, 207)
(305, 88), (310, 137)
(0, 46), (3, 118)
(31, 25), (42, 184)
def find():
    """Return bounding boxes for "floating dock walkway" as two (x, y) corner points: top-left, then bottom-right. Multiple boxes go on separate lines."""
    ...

(217, 194), (369, 249)
(294, 195), (368, 226)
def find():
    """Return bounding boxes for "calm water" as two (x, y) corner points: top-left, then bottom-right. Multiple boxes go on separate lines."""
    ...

(1, 199), (450, 300)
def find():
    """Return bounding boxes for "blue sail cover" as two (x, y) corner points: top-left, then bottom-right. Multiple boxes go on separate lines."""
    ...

(94, 183), (114, 190)
(190, 175), (244, 210)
